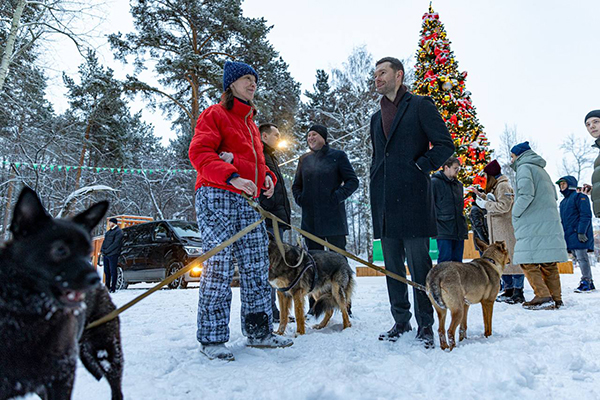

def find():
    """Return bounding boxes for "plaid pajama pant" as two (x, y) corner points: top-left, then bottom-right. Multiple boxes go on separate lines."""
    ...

(195, 186), (273, 344)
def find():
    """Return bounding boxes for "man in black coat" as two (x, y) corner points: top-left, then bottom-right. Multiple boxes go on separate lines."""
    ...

(258, 123), (292, 322)
(258, 123), (291, 237)
(370, 57), (454, 347)
(292, 124), (359, 251)
(431, 157), (469, 262)
(100, 218), (124, 293)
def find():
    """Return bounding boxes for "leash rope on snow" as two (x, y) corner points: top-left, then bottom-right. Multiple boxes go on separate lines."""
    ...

(86, 215), (267, 330)
(242, 194), (428, 293)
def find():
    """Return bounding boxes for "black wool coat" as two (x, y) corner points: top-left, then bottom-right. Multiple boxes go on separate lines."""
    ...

(369, 92), (455, 239)
(259, 143), (291, 230)
(101, 226), (123, 256)
(431, 171), (469, 241)
(292, 144), (359, 237)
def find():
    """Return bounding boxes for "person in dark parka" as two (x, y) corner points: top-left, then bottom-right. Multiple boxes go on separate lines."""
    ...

(100, 218), (123, 293)
(556, 176), (596, 292)
(431, 156), (469, 262)
(370, 57), (454, 347)
(292, 124), (359, 251)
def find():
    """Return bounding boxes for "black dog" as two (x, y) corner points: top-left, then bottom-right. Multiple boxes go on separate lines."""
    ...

(0, 187), (124, 400)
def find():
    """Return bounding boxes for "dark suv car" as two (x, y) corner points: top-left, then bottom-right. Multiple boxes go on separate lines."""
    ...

(115, 220), (204, 289)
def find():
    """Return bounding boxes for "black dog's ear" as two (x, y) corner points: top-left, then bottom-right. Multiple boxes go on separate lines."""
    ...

(72, 201), (109, 232)
(10, 186), (51, 238)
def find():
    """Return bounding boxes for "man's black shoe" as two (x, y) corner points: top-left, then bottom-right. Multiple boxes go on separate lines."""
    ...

(378, 322), (412, 342)
(416, 326), (435, 349)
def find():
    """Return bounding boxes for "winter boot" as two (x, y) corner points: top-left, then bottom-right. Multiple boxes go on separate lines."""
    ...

(575, 279), (595, 293)
(553, 300), (564, 309)
(245, 312), (293, 349)
(522, 296), (554, 310)
(592, 280), (597, 291)
(416, 326), (435, 349)
(496, 288), (514, 303)
(505, 288), (525, 304)
(199, 343), (235, 361)
(540, 262), (562, 304)
(378, 322), (412, 342)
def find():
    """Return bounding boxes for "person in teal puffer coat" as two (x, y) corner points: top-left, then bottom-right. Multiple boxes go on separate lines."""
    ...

(510, 142), (568, 310)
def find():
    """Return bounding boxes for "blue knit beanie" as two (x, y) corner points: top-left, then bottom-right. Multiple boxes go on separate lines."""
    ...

(223, 61), (259, 91)
(510, 141), (531, 156)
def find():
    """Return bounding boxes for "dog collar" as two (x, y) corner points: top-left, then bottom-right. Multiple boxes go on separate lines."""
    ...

(483, 257), (496, 265)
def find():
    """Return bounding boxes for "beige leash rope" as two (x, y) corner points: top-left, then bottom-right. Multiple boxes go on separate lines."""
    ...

(87, 192), (427, 329)
(86, 215), (266, 330)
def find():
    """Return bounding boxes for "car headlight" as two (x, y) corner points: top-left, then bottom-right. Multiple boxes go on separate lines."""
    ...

(184, 246), (203, 256)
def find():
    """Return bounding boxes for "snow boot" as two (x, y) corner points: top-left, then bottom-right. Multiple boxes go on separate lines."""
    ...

(496, 288), (514, 303)
(199, 343), (235, 361)
(522, 296), (554, 310)
(505, 288), (525, 304)
(245, 312), (293, 349)
(416, 325), (435, 349)
(378, 322), (412, 342)
(575, 279), (595, 293)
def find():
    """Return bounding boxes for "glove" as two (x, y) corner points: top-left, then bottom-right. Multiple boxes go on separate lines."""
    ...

(476, 197), (487, 209)
(486, 193), (497, 202)
(578, 233), (588, 243)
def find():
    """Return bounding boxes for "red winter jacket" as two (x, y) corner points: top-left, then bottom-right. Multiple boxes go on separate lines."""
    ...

(189, 98), (276, 197)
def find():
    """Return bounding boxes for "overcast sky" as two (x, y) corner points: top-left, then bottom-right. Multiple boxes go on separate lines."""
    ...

(43, 0), (600, 182)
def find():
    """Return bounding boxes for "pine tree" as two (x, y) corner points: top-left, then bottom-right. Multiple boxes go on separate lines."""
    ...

(413, 4), (490, 188)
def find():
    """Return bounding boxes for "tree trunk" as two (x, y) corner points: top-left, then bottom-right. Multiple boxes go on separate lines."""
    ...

(2, 169), (16, 240)
(74, 120), (92, 190)
(0, 0), (27, 92)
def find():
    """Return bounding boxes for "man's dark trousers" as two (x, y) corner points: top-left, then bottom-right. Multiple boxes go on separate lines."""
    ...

(306, 235), (347, 251)
(381, 237), (433, 328)
(436, 239), (464, 263)
(104, 254), (119, 292)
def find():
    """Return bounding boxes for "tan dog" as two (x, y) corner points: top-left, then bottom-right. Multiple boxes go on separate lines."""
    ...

(426, 239), (510, 350)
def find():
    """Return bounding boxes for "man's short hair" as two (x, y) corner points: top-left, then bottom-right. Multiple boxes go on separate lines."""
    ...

(259, 123), (278, 135)
(443, 156), (461, 169)
(375, 57), (405, 74)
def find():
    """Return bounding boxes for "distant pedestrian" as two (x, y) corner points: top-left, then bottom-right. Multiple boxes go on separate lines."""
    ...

(474, 159), (523, 304)
(584, 110), (600, 215)
(467, 191), (488, 256)
(100, 218), (123, 293)
(431, 156), (468, 262)
(509, 142), (568, 310)
(556, 176), (596, 292)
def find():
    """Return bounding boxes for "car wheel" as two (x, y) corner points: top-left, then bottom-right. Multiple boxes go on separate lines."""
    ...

(167, 262), (185, 289)
(116, 266), (128, 290)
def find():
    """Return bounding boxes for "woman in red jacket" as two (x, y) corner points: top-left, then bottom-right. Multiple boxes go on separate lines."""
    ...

(189, 61), (293, 361)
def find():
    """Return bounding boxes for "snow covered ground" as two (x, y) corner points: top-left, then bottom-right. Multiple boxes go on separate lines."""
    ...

(62, 267), (600, 400)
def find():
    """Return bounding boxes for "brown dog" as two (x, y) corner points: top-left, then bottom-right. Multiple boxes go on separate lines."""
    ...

(426, 239), (510, 350)
(267, 234), (354, 336)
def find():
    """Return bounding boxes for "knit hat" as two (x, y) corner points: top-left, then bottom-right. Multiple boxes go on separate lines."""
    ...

(585, 110), (600, 124)
(109, 218), (118, 224)
(483, 159), (501, 176)
(308, 124), (328, 142)
(510, 141), (531, 156)
(223, 61), (259, 92)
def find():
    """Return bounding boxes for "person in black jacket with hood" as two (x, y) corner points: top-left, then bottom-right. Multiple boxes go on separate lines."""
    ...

(100, 218), (123, 293)
(431, 157), (469, 262)
(292, 124), (359, 251)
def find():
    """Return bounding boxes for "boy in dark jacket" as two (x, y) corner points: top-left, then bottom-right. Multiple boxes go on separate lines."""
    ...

(557, 176), (596, 292)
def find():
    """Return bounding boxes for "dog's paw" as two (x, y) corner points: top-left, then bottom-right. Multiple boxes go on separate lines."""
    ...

(312, 323), (325, 330)
(342, 321), (352, 330)
(274, 329), (285, 336)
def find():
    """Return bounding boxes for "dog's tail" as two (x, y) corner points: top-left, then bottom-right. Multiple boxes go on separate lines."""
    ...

(426, 271), (447, 310)
(312, 294), (337, 318)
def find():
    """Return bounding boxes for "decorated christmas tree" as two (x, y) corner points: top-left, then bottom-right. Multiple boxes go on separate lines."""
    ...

(413, 4), (491, 192)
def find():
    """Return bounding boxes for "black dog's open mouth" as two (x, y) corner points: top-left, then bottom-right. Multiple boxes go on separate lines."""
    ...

(57, 289), (86, 307)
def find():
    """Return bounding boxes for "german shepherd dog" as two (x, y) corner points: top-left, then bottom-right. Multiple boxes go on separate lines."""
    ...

(426, 239), (510, 351)
(267, 234), (355, 336)
(0, 187), (124, 400)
